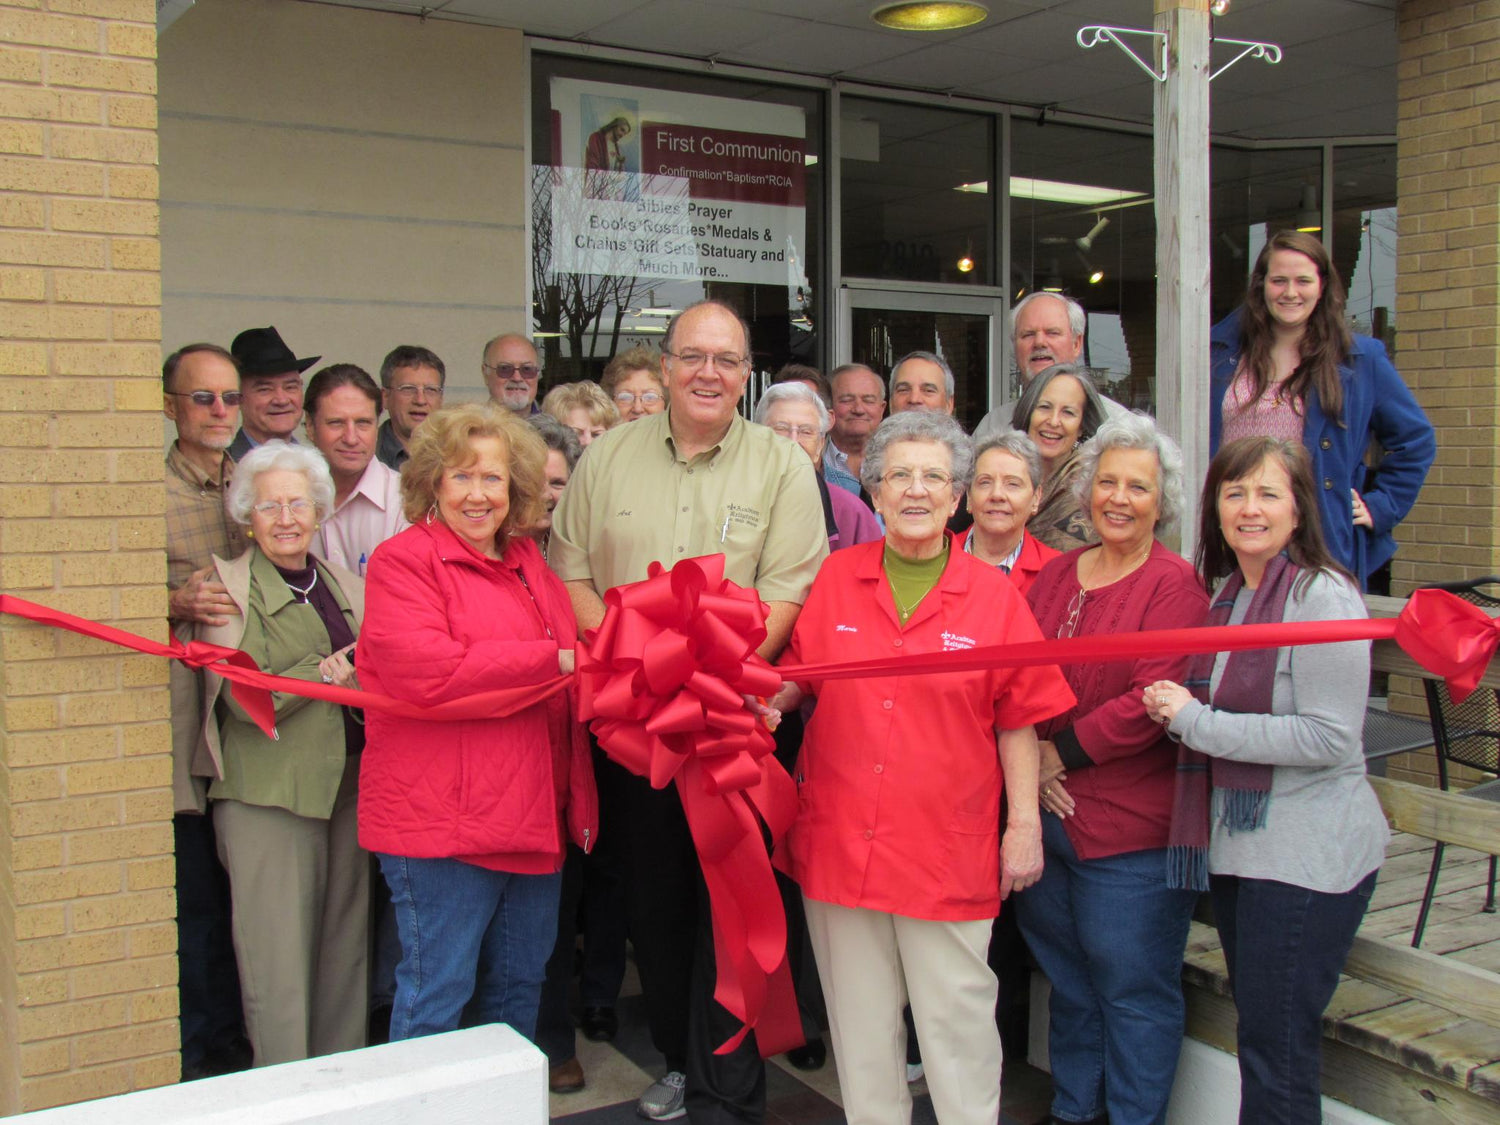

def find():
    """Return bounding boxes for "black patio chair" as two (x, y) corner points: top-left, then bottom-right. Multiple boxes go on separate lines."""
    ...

(1411, 576), (1500, 948)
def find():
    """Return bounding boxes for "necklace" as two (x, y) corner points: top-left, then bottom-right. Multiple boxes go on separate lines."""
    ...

(1058, 543), (1152, 639)
(284, 568), (318, 602)
(891, 584), (928, 621)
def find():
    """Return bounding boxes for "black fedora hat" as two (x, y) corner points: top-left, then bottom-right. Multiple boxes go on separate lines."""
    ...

(231, 326), (320, 378)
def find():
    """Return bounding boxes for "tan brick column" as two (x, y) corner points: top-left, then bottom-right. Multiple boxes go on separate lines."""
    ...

(0, 0), (177, 1111)
(1385, 0), (1500, 785)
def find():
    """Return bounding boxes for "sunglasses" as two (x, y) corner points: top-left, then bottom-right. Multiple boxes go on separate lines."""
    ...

(168, 390), (244, 407)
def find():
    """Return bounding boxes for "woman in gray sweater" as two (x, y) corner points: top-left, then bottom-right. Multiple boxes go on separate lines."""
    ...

(1142, 435), (1388, 1125)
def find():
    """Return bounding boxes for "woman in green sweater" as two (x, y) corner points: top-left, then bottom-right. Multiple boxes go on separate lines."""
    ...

(195, 441), (367, 1067)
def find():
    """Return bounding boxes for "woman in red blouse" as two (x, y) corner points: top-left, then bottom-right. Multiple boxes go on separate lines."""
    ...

(1018, 412), (1210, 1125)
(770, 411), (1075, 1125)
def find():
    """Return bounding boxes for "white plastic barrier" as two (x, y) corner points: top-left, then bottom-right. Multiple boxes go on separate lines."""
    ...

(12, 1025), (545, 1125)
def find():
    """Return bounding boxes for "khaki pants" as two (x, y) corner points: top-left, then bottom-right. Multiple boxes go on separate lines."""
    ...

(214, 758), (368, 1066)
(804, 896), (1000, 1125)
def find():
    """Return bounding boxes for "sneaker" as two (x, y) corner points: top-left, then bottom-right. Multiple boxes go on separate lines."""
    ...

(906, 1061), (925, 1083)
(637, 1070), (687, 1120)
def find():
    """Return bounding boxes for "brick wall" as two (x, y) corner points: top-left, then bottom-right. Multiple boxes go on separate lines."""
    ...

(0, 0), (176, 1112)
(1384, 0), (1500, 785)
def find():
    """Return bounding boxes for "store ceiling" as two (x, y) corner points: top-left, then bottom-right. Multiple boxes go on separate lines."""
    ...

(311, 0), (1398, 140)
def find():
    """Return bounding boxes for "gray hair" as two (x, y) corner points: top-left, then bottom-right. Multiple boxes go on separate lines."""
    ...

(889, 350), (955, 401)
(754, 380), (831, 433)
(226, 440), (336, 526)
(527, 413), (582, 471)
(1071, 412), (1186, 534)
(973, 429), (1043, 491)
(1010, 291), (1086, 341)
(859, 411), (974, 495)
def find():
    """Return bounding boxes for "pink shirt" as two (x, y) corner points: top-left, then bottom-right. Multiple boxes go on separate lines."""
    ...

(1221, 361), (1305, 445)
(314, 458), (408, 576)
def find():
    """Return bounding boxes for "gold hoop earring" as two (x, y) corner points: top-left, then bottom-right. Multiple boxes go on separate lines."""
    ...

(425, 505), (437, 525)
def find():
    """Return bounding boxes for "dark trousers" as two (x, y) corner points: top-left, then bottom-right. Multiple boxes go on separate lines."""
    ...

(174, 811), (244, 1069)
(623, 767), (766, 1123)
(1212, 871), (1377, 1125)
(537, 749), (631, 1065)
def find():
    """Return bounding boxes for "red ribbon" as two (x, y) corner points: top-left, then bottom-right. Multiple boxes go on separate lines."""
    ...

(574, 556), (801, 1057)
(3, 572), (1496, 1056)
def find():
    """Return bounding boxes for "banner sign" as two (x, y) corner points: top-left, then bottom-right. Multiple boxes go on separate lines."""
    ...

(548, 78), (808, 287)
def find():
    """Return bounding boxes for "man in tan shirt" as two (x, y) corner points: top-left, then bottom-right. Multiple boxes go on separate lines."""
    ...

(163, 343), (251, 1079)
(551, 300), (826, 1123)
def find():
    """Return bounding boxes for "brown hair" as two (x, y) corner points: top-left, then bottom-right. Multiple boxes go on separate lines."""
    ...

(773, 363), (831, 406)
(163, 343), (238, 391)
(1195, 436), (1354, 594)
(1239, 230), (1351, 423)
(601, 346), (662, 396)
(305, 363), (381, 419)
(400, 404), (548, 541)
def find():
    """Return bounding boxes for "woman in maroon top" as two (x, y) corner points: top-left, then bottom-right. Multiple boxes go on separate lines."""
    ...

(1017, 412), (1209, 1125)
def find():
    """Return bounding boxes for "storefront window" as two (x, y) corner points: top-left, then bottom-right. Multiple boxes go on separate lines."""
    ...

(1333, 146), (1397, 350)
(1010, 123), (1155, 411)
(1209, 146), (1323, 321)
(531, 56), (824, 382)
(839, 97), (995, 286)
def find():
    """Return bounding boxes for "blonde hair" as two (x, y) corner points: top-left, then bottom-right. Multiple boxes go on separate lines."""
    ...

(541, 380), (619, 430)
(400, 404), (548, 541)
(601, 347), (662, 397)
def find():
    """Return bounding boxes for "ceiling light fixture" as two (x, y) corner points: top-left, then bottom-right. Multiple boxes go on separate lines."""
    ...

(872, 2), (989, 32)
(1210, 0), (1232, 16)
(1294, 184), (1322, 233)
(1076, 215), (1110, 252)
(957, 254), (976, 273)
(957, 177), (1146, 207)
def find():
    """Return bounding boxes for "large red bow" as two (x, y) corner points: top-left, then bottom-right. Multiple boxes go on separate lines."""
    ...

(1394, 588), (1500, 703)
(574, 556), (802, 1057)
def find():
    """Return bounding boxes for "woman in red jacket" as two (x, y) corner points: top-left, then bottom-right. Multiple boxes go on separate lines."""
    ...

(1018, 412), (1209, 1125)
(357, 404), (596, 1045)
(962, 429), (1060, 595)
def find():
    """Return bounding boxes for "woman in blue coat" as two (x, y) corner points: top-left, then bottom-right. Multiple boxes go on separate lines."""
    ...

(1209, 230), (1434, 588)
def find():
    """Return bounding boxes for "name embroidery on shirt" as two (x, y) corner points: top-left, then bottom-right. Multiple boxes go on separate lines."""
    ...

(835, 624), (858, 633)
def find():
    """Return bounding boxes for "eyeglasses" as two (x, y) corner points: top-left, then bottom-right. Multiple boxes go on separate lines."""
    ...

(252, 499), (316, 519)
(770, 422), (822, 441)
(613, 390), (663, 407)
(390, 383), (445, 398)
(167, 390), (243, 407)
(663, 349), (749, 376)
(483, 362), (540, 380)
(881, 468), (955, 491)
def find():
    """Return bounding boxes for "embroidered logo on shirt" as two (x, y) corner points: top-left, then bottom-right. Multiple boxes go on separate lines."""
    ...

(835, 624), (858, 633)
(941, 630), (975, 651)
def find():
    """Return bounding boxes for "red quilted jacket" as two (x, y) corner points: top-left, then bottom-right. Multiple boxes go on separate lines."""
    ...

(356, 519), (597, 872)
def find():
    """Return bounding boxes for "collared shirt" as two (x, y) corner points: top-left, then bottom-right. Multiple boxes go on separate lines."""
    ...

(376, 419), (409, 471)
(550, 409), (827, 604)
(778, 541), (1075, 920)
(962, 527), (1024, 573)
(165, 444), (247, 612)
(228, 427), (298, 462)
(165, 442), (248, 814)
(314, 457), (408, 576)
(822, 443), (862, 497)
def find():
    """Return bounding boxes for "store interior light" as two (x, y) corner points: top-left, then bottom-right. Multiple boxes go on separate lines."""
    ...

(1295, 184), (1322, 232)
(956, 255), (975, 273)
(1210, 0), (1232, 15)
(871, 2), (989, 32)
(1089, 269), (1105, 285)
(631, 307), (680, 317)
(957, 177), (1147, 207)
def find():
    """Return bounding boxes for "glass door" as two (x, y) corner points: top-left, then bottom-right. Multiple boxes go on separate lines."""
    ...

(837, 285), (1007, 434)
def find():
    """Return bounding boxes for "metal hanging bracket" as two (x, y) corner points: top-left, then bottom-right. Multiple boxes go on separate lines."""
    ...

(1076, 25), (1282, 84)
(1076, 26), (1167, 83)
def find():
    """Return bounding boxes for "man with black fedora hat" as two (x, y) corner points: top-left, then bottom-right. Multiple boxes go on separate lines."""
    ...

(228, 326), (320, 460)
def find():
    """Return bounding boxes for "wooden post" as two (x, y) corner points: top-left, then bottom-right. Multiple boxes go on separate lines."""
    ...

(1154, 0), (1212, 556)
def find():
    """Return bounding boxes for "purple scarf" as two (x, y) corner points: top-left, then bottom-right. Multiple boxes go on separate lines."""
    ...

(1166, 552), (1298, 890)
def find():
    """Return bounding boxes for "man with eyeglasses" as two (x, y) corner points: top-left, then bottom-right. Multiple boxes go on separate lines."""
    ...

(551, 300), (826, 1125)
(162, 342), (252, 1081)
(227, 326), (320, 460)
(482, 333), (544, 414)
(376, 345), (446, 470)
(826, 363), (887, 500)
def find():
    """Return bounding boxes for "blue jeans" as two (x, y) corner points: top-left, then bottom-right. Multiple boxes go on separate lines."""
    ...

(378, 853), (562, 1043)
(1211, 871), (1376, 1125)
(1014, 814), (1197, 1125)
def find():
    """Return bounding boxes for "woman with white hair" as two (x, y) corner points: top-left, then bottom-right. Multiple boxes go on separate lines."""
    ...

(195, 440), (368, 1067)
(771, 411), (1075, 1125)
(1016, 413), (1210, 1125)
(756, 380), (880, 551)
